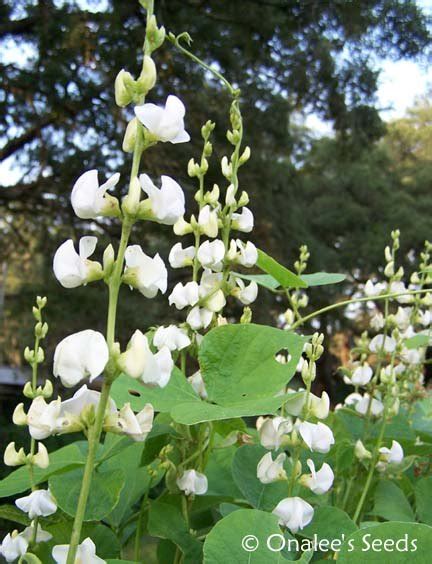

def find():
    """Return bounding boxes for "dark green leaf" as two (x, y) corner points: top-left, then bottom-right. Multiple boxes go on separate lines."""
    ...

(256, 249), (307, 288)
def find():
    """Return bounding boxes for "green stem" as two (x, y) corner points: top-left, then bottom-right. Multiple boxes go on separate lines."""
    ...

(352, 408), (388, 523)
(291, 289), (430, 330)
(134, 488), (150, 562)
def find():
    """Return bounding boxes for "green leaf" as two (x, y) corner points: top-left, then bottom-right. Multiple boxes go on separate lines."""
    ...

(370, 480), (415, 522)
(233, 272), (280, 290)
(231, 445), (288, 510)
(49, 467), (125, 521)
(18, 554), (42, 564)
(415, 476), (432, 525)
(111, 366), (199, 413)
(338, 522), (432, 563)
(404, 333), (430, 349)
(171, 392), (305, 425)
(203, 508), (286, 563)
(0, 443), (86, 498)
(0, 504), (30, 526)
(206, 446), (243, 499)
(300, 272), (346, 286)
(300, 506), (357, 542)
(256, 249), (307, 288)
(411, 396), (432, 439)
(199, 324), (307, 405)
(148, 499), (202, 564)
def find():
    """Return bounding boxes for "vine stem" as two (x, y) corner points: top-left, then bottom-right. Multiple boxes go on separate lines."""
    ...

(290, 289), (430, 330)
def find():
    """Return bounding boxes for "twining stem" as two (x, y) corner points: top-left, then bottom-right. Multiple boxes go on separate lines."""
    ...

(352, 405), (388, 523)
(28, 331), (40, 545)
(290, 289), (430, 330)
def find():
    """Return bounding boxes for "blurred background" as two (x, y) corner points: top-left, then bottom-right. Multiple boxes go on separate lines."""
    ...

(1, 0), (432, 435)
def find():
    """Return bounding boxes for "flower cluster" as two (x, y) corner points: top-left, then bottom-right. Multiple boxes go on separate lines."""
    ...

(256, 333), (335, 534)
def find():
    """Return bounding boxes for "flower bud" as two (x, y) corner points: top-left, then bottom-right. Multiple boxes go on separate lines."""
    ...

(204, 141), (213, 157)
(32, 442), (49, 469)
(12, 404), (28, 426)
(239, 146), (251, 165)
(205, 184), (220, 206)
(32, 306), (41, 321)
(173, 216), (193, 236)
(147, 15), (166, 50)
(354, 439), (372, 460)
(221, 156), (232, 179)
(240, 306), (252, 324)
(103, 244), (115, 274)
(137, 55), (157, 94)
(122, 118), (138, 153)
(122, 176), (141, 216)
(36, 296), (47, 309)
(115, 69), (134, 107)
(24, 347), (34, 364)
(23, 382), (35, 399)
(384, 261), (394, 278)
(41, 379), (53, 399)
(188, 158), (200, 178)
(284, 309), (295, 326)
(225, 184), (236, 206)
(4, 442), (26, 467)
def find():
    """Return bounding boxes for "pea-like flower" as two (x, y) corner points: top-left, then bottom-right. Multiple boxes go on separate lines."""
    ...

(198, 205), (219, 238)
(197, 240), (225, 271)
(169, 243), (195, 268)
(364, 280), (385, 297)
(71, 169), (120, 219)
(53, 330), (109, 387)
(257, 452), (287, 484)
(231, 207), (254, 233)
(231, 278), (258, 305)
(0, 530), (28, 562)
(135, 95), (190, 144)
(186, 306), (213, 330)
(377, 440), (404, 471)
(272, 497), (314, 533)
(16, 489), (57, 519)
(199, 270), (226, 312)
(256, 416), (292, 450)
(52, 537), (105, 564)
(105, 403), (154, 442)
(139, 174), (185, 225)
(153, 325), (191, 351)
(176, 469), (208, 496)
(169, 281), (199, 310)
(53, 237), (102, 289)
(354, 394), (384, 416)
(298, 421), (334, 453)
(124, 245), (167, 298)
(118, 330), (173, 388)
(351, 362), (373, 386)
(229, 239), (258, 267)
(299, 459), (334, 494)
(369, 334), (396, 353)
(26, 396), (62, 439)
(187, 371), (208, 399)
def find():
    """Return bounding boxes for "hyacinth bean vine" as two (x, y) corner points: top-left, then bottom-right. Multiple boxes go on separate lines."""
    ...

(1, 1), (432, 563)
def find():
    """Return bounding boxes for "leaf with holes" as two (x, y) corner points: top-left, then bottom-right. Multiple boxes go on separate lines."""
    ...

(199, 324), (307, 405)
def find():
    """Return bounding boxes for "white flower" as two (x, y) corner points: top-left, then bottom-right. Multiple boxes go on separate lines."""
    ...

(232, 278), (258, 305)
(418, 309), (431, 327)
(53, 330), (109, 387)
(300, 459), (334, 494)
(176, 469), (208, 496)
(298, 421), (335, 453)
(186, 306), (213, 330)
(153, 325), (191, 351)
(369, 334), (396, 353)
(351, 363), (373, 386)
(394, 307), (412, 330)
(198, 205), (219, 238)
(231, 207), (254, 233)
(118, 330), (173, 388)
(27, 396), (61, 439)
(364, 280), (385, 297)
(235, 239), (258, 267)
(379, 440), (404, 465)
(354, 439), (372, 460)
(58, 385), (117, 432)
(16, 489), (57, 519)
(53, 237), (102, 289)
(371, 312), (385, 330)
(354, 394), (384, 416)
(400, 347), (422, 364)
(199, 270), (226, 312)
(197, 240), (225, 271)
(124, 245), (167, 298)
(71, 169), (120, 219)
(389, 281), (414, 304)
(32, 443), (50, 469)
(306, 392), (330, 420)
(52, 537), (105, 564)
(106, 403), (154, 442)
(22, 522), (52, 543)
(168, 243), (195, 268)
(139, 174), (185, 225)
(272, 497), (314, 533)
(257, 452), (287, 484)
(0, 531), (28, 562)
(187, 371), (208, 399)
(344, 392), (363, 407)
(134, 95), (190, 144)
(169, 281), (199, 309)
(256, 416), (292, 450)
(4, 442), (26, 467)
